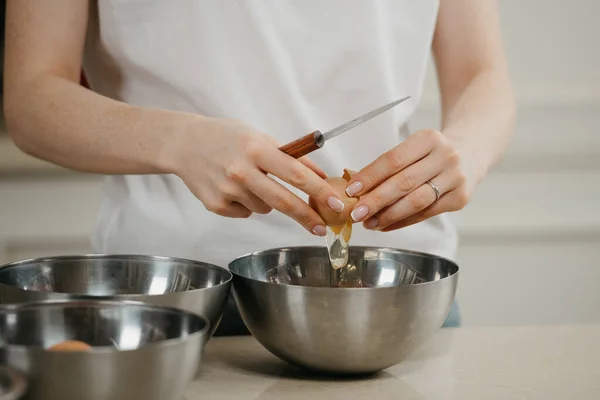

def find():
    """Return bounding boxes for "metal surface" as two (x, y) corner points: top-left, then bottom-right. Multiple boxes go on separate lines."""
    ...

(228, 246), (458, 375)
(426, 180), (441, 201)
(322, 96), (410, 141)
(0, 299), (208, 400)
(0, 366), (27, 400)
(0, 254), (232, 339)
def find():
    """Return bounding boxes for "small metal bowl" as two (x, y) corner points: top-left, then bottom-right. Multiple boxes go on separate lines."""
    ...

(0, 366), (27, 400)
(229, 246), (459, 375)
(0, 299), (208, 400)
(0, 254), (232, 338)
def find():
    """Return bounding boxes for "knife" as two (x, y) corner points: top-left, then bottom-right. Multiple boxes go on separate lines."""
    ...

(278, 96), (410, 159)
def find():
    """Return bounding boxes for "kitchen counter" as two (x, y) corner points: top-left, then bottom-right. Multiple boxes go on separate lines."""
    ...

(185, 324), (600, 399)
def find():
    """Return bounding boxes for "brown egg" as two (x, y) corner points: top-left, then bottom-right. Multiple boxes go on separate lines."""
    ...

(47, 340), (92, 352)
(309, 171), (359, 228)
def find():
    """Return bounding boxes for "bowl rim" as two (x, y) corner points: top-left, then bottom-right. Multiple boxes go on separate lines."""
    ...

(228, 245), (459, 290)
(0, 299), (210, 354)
(0, 253), (233, 296)
(0, 365), (28, 400)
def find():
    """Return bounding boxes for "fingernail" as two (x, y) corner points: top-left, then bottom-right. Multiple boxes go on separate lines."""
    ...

(364, 218), (379, 230)
(351, 205), (369, 222)
(312, 225), (327, 236)
(327, 197), (345, 212)
(346, 181), (363, 197)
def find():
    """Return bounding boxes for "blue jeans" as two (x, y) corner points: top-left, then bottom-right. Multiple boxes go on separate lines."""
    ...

(442, 301), (461, 328)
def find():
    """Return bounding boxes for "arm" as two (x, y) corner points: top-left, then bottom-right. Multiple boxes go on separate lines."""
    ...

(345, 0), (515, 231)
(433, 0), (516, 183)
(3, 0), (344, 236)
(4, 0), (177, 174)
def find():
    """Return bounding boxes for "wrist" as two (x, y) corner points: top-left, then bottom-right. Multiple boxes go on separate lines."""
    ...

(152, 110), (214, 176)
(444, 129), (490, 185)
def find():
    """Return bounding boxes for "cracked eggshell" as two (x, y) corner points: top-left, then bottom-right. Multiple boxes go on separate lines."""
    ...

(309, 172), (359, 228)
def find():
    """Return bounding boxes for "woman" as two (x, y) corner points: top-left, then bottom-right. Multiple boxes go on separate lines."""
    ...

(3, 0), (514, 333)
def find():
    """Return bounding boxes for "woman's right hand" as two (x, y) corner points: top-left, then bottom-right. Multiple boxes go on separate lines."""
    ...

(165, 116), (345, 236)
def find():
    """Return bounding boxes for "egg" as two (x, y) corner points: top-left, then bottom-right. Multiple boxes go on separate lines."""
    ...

(47, 340), (92, 352)
(309, 169), (359, 228)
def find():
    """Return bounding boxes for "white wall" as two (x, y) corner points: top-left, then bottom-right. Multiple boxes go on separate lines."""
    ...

(1, 0), (599, 326)
(416, 0), (600, 326)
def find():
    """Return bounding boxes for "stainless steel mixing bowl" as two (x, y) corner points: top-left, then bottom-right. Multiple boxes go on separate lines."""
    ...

(0, 366), (27, 400)
(228, 246), (459, 375)
(0, 299), (208, 400)
(0, 254), (232, 338)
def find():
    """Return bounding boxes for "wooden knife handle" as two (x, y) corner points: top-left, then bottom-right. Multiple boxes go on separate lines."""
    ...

(278, 131), (324, 159)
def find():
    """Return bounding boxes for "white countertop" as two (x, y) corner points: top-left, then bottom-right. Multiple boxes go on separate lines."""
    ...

(186, 324), (600, 400)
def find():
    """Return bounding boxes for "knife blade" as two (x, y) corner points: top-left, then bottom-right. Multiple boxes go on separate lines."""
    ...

(279, 96), (410, 159)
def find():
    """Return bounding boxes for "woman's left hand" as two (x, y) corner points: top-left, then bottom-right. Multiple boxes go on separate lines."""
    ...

(345, 129), (479, 232)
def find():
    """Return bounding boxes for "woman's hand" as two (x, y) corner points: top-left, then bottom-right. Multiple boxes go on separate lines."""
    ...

(166, 116), (345, 236)
(345, 129), (479, 231)
(342, 0), (515, 233)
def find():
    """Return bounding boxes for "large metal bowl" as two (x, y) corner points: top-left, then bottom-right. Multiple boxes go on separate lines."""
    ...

(0, 299), (208, 400)
(0, 254), (231, 338)
(0, 366), (27, 400)
(228, 246), (459, 375)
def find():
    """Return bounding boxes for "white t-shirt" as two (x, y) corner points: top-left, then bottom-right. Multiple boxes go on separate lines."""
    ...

(83, 0), (457, 268)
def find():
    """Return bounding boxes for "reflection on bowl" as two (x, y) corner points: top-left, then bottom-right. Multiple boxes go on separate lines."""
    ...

(264, 253), (423, 288)
(0, 254), (232, 338)
(229, 246), (459, 375)
(0, 365), (27, 400)
(0, 299), (208, 400)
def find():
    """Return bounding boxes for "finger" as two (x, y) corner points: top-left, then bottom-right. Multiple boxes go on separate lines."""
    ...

(349, 151), (447, 222)
(243, 170), (328, 236)
(203, 197), (253, 219)
(240, 191), (273, 214)
(260, 133), (328, 179)
(364, 173), (454, 230)
(223, 187), (272, 215)
(262, 134), (281, 147)
(346, 130), (441, 197)
(299, 157), (327, 179)
(378, 192), (456, 232)
(264, 135), (327, 179)
(258, 149), (345, 213)
(364, 183), (437, 230)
